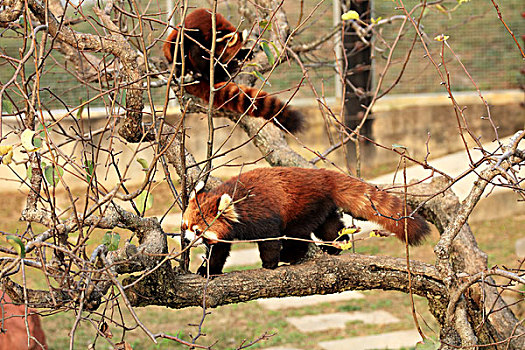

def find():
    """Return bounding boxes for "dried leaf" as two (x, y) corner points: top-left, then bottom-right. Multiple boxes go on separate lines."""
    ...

(100, 321), (113, 339)
(114, 341), (133, 350)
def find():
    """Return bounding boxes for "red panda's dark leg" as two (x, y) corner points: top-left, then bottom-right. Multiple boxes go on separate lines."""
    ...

(197, 242), (232, 276)
(280, 240), (309, 264)
(257, 241), (282, 269)
(314, 209), (346, 255)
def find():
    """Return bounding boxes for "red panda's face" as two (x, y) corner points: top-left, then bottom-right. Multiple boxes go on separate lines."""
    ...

(185, 9), (246, 62)
(181, 191), (239, 245)
(164, 8), (250, 68)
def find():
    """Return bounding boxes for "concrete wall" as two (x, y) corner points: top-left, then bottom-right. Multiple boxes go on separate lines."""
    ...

(294, 90), (524, 173)
(0, 90), (522, 194)
(370, 90), (524, 165)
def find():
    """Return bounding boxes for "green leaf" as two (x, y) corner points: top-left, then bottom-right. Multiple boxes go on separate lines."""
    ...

(341, 10), (359, 21)
(84, 160), (94, 182)
(136, 158), (148, 170)
(136, 191), (153, 212)
(2, 99), (14, 114)
(270, 42), (280, 58)
(260, 42), (275, 66)
(101, 231), (120, 251)
(76, 100), (85, 119)
(44, 164), (64, 186)
(392, 144), (407, 150)
(33, 123), (49, 149)
(102, 231), (112, 246)
(109, 233), (120, 251)
(258, 20), (272, 31)
(251, 71), (271, 86)
(6, 235), (25, 258)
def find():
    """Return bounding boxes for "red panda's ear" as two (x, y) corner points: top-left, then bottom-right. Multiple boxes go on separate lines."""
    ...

(218, 193), (239, 222)
(216, 32), (239, 47)
(189, 181), (205, 200)
(241, 29), (249, 42)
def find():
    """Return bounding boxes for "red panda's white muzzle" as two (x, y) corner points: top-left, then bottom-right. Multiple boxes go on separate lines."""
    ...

(184, 228), (220, 246)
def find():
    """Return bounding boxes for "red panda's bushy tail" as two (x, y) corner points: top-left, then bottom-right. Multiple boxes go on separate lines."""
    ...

(331, 174), (430, 245)
(184, 81), (305, 134)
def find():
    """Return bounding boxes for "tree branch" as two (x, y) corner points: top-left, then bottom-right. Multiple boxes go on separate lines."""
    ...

(123, 253), (445, 309)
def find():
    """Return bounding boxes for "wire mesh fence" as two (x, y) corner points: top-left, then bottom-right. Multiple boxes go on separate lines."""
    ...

(373, 0), (524, 94)
(0, 0), (522, 113)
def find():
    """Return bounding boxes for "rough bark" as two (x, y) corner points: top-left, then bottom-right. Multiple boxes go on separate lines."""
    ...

(123, 253), (445, 309)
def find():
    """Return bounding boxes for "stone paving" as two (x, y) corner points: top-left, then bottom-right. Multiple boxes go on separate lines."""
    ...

(318, 330), (423, 350)
(257, 290), (365, 311)
(371, 134), (525, 222)
(286, 310), (400, 332)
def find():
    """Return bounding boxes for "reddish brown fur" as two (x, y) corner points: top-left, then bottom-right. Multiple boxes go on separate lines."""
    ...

(184, 81), (304, 132)
(163, 8), (305, 133)
(182, 167), (430, 275)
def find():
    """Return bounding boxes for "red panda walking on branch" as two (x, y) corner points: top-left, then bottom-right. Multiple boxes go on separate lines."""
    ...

(163, 8), (305, 133)
(181, 167), (430, 276)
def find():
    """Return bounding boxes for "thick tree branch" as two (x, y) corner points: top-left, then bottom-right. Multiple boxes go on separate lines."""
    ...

(123, 253), (445, 309)
(0, 0), (23, 24)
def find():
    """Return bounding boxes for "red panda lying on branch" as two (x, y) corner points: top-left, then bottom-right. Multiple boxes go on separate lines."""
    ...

(163, 8), (305, 133)
(181, 167), (430, 276)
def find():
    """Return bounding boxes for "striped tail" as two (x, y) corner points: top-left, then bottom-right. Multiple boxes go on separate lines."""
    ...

(184, 81), (305, 134)
(331, 174), (430, 245)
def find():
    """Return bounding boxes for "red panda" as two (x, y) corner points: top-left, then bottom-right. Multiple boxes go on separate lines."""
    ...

(163, 8), (305, 133)
(181, 167), (430, 276)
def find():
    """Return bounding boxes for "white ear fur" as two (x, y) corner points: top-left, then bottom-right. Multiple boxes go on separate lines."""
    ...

(216, 31), (236, 43)
(226, 33), (239, 47)
(189, 181), (205, 200)
(218, 193), (239, 222)
(218, 193), (233, 212)
(241, 29), (249, 42)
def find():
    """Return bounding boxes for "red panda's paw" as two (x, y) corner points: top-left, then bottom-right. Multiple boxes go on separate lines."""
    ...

(261, 261), (279, 270)
(258, 241), (281, 269)
(319, 244), (343, 255)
